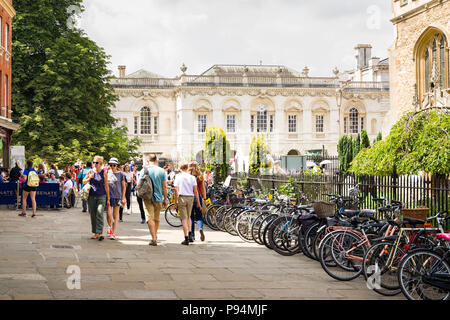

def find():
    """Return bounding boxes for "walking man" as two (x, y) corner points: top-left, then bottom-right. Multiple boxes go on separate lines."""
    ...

(173, 161), (201, 245)
(77, 161), (92, 212)
(137, 154), (167, 246)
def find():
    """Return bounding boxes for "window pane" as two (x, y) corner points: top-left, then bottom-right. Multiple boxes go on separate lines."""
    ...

(425, 49), (430, 92)
(440, 37), (446, 88)
(140, 107), (151, 134)
(198, 114), (206, 132)
(154, 116), (158, 134)
(256, 111), (267, 132)
(134, 116), (138, 134)
(227, 114), (235, 132)
(269, 114), (274, 132)
(361, 117), (364, 131)
(316, 115), (323, 133)
(349, 108), (359, 133)
(250, 115), (254, 132)
(344, 117), (347, 134)
(288, 115), (297, 133)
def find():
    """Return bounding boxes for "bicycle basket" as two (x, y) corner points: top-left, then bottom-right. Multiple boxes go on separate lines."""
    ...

(312, 201), (335, 218)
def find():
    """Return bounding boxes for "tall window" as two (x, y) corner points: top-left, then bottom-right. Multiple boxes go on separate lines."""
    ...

(349, 108), (359, 133)
(153, 116), (158, 134)
(198, 114), (207, 133)
(250, 115), (255, 132)
(4, 75), (7, 113)
(226, 114), (236, 133)
(256, 111), (267, 132)
(4, 24), (8, 52)
(288, 115), (297, 133)
(417, 30), (449, 101)
(343, 117), (347, 134)
(140, 107), (151, 134)
(315, 115), (324, 133)
(134, 116), (138, 134)
(269, 114), (274, 132)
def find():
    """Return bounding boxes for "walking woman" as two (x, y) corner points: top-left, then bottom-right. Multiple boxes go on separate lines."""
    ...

(83, 155), (110, 241)
(119, 163), (133, 220)
(19, 160), (38, 218)
(105, 158), (126, 239)
(188, 161), (207, 242)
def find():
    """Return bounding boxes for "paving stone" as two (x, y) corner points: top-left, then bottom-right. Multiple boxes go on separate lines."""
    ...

(174, 288), (233, 299)
(123, 289), (177, 299)
(227, 289), (265, 298)
(12, 293), (53, 300)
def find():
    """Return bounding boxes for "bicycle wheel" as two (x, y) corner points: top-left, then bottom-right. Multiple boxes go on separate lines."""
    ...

(205, 205), (220, 231)
(302, 222), (321, 260)
(312, 224), (328, 261)
(251, 212), (270, 245)
(236, 210), (260, 242)
(258, 214), (278, 246)
(224, 207), (244, 236)
(362, 241), (405, 296)
(214, 205), (229, 232)
(320, 231), (367, 281)
(164, 203), (181, 227)
(398, 249), (450, 300)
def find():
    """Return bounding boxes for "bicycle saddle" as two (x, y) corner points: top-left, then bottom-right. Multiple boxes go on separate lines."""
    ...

(402, 217), (425, 226)
(342, 210), (360, 217)
(436, 233), (450, 241)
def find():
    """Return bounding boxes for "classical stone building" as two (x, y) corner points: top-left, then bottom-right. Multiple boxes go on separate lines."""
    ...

(0, 0), (17, 168)
(383, 0), (450, 135)
(111, 45), (389, 170)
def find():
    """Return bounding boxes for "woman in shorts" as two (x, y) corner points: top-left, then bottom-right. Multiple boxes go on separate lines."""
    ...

(19, 160), (38, 218)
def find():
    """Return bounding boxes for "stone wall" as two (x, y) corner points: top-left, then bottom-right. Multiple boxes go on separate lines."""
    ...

(383, 0), (450, 136)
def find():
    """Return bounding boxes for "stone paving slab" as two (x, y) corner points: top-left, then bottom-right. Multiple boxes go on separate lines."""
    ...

(0, 201), (404, 300)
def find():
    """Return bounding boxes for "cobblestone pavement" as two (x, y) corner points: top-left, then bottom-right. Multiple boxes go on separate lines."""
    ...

(0, 199), (404, 300)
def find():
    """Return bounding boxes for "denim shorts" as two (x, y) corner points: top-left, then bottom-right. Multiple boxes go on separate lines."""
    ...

(110, 198), (121, 207)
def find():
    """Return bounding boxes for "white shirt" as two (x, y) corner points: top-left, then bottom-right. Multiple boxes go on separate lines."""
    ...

(63, 180), (74, 196)
(174, 172), (197, 196)
(124, 171), (133, 183)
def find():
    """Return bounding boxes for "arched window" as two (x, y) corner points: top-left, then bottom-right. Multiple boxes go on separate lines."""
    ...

(416, 29), (449, 102)
(349, 108), (359, 133)
(140, 107), (151, 134)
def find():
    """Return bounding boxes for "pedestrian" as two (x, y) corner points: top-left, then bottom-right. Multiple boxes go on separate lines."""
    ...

(188, 162), (207, 242)
(77, 162), (92, 213)
(137, 154), (167, 246)
(19, 159), (39, 218)
(9, 161), (22, 183)
(63, 172), (74, 207)
(105, 157), (126, 240)
(83, 155), (110, 241)
(173, 161), (201, 245)
(47, 173), (57, 184)
(37, 163), (45, 175)
(119, 163), (133, 218)
(131, 165), (137, 196)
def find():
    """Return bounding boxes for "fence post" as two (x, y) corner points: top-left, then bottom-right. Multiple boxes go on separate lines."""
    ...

(392, 165), (398, 201)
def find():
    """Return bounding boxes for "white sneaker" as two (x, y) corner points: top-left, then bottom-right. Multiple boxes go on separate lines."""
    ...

(126, 209), (131, 215)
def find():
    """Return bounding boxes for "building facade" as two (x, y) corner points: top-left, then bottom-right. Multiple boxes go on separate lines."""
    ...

(111, 45), (390, 170)
(383, 0), (450, 136)
(0, 0), (16, 168)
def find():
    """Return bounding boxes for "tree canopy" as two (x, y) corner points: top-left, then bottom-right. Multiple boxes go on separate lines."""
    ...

(249, 134), (269, 175)
(350, 110), (450, 175)
(11, 0), (140, 167)
(204, 127), (231, 183)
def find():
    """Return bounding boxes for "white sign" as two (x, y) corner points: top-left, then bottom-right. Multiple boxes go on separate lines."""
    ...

(10, 146), (25, 169)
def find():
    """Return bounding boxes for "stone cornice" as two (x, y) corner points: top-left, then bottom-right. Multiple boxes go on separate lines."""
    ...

(114, 86), (388, 101)
(0, 0), (15, 18)
(391, 0), (448, 24)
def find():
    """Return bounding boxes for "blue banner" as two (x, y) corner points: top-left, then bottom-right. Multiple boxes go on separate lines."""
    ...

(0, 182), (17, 205)
(24, 183), (61, 206)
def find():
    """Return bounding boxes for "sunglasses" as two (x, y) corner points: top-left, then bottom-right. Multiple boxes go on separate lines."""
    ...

(110, 164), (117, 167)
(93, 162), (100, 165)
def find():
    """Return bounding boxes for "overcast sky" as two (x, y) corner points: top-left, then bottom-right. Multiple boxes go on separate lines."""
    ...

(78, 0), (394, 78)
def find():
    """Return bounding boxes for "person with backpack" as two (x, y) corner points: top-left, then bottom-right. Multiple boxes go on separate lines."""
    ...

(173, 161), (201, 245)
(136, 154), (167, 246)
(77, 162), (92, 212)
(83, 155), (110, 241)
(19, 160), (39, 218)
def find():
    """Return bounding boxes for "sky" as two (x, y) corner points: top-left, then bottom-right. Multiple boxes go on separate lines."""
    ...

(78, 0), (395, 78)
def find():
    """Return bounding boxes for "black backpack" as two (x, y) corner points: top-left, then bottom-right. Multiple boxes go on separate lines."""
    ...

(136, 168), (155, 201)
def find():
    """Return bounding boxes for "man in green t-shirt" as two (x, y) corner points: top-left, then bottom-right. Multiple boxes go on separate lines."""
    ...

(138, 154), (168, 246)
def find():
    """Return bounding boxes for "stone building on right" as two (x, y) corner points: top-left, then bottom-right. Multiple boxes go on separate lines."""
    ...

(383, 0), (449, 136)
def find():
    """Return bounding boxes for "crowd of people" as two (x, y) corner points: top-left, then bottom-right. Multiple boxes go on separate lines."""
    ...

(4, 154), (211, 246)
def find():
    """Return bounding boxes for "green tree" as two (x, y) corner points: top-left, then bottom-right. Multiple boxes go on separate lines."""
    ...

(352, 134), (361, 159)
(350, 110), (450, 175)
(204, 127), (230, 183)
(249, 134), (269, 175)
(360, 130), (370, 149)
(12, 1), (139, 166)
